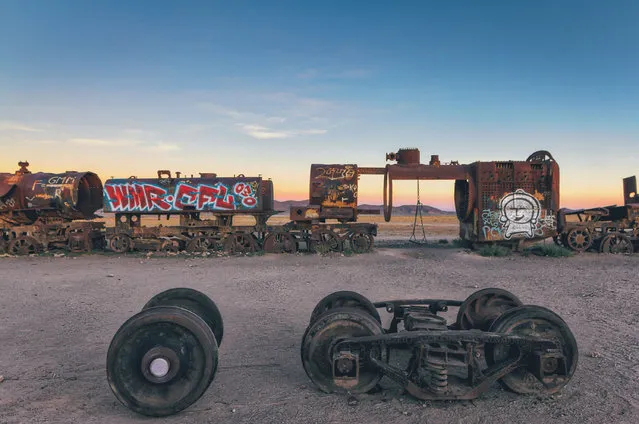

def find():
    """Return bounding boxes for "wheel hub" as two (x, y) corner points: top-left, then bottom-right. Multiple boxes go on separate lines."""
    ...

(141, 346), (180, 384)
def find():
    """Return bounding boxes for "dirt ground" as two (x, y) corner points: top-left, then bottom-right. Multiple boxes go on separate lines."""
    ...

(1, 239), (638, 424)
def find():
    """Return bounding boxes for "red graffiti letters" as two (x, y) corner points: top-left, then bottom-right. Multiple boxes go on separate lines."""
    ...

(104, 181), (258, 212)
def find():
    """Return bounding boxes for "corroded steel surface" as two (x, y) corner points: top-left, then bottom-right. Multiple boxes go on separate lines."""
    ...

(360, 148), (561, 245)
(103, 176), (274, 214)
(302, 289), (578, 402)
(0, 162), (103, 225)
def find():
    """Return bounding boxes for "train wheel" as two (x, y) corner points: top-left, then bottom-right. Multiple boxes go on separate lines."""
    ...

(599, 233), (633, 254)
(486, 305), (578, 395)
(455, 288), (523, 331)
(8, 236), (42, 255)
(159, 238), (182, 253)
(143, 288), (224, 347)
(565, 228), (592, 252)
(106, 306), (218, 417)
(310, 229), (342, 254)
(349, 232), (373, 253)
(308, 290), (381, 325)
(186, 236), (215, 253)
(263, 232), (297, 253)
(224, 232), (257, 254)
(109, 234), (132, 253)
(301, 307), (386, 394)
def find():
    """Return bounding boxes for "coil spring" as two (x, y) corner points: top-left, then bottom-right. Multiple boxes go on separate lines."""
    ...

(427, 358), (448, 392)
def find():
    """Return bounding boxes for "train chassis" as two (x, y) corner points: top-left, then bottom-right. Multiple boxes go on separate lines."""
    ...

(105, 212), (377, 255)
(301, 288), (578, 401)
(0, 218), (104, 255)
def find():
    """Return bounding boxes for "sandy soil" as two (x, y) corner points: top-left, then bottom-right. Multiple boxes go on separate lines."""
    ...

(1, 241), (638, 424)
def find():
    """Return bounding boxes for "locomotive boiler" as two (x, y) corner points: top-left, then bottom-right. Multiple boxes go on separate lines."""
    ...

(0, 162), (105, 254)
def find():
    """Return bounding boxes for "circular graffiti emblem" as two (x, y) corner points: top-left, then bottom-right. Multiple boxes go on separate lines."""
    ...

(498, 189), (541, 239)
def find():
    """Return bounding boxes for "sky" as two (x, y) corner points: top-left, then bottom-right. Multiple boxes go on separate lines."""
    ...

(0, 0), (637, 210)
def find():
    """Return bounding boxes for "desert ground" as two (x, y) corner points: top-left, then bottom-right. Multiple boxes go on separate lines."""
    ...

(0, 217), (638, 424)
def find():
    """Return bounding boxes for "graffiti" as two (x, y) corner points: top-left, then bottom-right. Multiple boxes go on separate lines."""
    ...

(0, 197), (16, 210)
(481, 191), (557, 241)
(47, 176), (76, 185)
(104, 181), (259, 212)
(498, 189), (541, 239)
(481, 209), (502, 240)
(315, 166), (356, 181)
(534, 210), (557, 236)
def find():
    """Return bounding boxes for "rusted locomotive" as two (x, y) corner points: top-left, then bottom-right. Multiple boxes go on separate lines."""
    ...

(554, 176), (638, 253)
(360, 148), (560, 248)
(0, 162), (104, 254)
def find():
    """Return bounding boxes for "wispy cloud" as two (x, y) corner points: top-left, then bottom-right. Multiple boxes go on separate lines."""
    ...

(199, 94), (334, 140)
(150, 142), (181, 151)
(69, 138), (143, 147)
(68, 138), (180, 151)
(237, 124), (326, 140)
(0, 121), (43, 132)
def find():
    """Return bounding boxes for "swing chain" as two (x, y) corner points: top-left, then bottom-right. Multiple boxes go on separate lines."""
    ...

(410, 179), (427, 244)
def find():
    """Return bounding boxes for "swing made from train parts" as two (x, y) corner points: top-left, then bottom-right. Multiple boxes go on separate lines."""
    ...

(301, 288), (578, 401)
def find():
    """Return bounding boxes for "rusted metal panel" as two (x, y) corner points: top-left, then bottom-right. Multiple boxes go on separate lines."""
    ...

(468, 158), (559, 243)
(103, 175), (272, 214)
(309, 164), (358, 209)
(0, 162), (103, 225)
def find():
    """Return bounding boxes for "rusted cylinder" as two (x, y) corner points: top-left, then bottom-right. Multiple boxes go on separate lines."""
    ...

(103, 176), (274, 214)
(0, 170), (103, 224)
(396, 148), (421, 165)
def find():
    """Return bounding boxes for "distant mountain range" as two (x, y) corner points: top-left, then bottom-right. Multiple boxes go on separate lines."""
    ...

(274, 200), (454, 216)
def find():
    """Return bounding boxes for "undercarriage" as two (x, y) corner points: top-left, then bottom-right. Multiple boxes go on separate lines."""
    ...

(301, 288), (578, 401)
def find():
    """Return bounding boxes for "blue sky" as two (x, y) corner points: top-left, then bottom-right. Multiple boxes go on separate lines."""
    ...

(1, 0), (637, 209)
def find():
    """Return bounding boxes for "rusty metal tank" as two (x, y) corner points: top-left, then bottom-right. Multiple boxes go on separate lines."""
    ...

(103, 170), (275, 215)
(0, 162), (104, 225)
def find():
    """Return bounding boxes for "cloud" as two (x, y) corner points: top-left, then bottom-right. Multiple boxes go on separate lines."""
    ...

(238, 124), (326, 140)
(0, 121), (42, 132)
(150, 142), (181, 151)
(69, 138), (142, 147)
(68, 138), (180, 151)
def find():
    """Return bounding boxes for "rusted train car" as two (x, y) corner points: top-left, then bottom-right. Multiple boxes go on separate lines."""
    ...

(102, 168), (377, 255)
(0, 162), (104, 254)
(554, 176), (638, 253)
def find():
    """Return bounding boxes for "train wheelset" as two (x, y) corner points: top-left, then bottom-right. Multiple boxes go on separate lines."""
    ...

(106, 288), (223, 417)
(300, 288), (578, 400)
